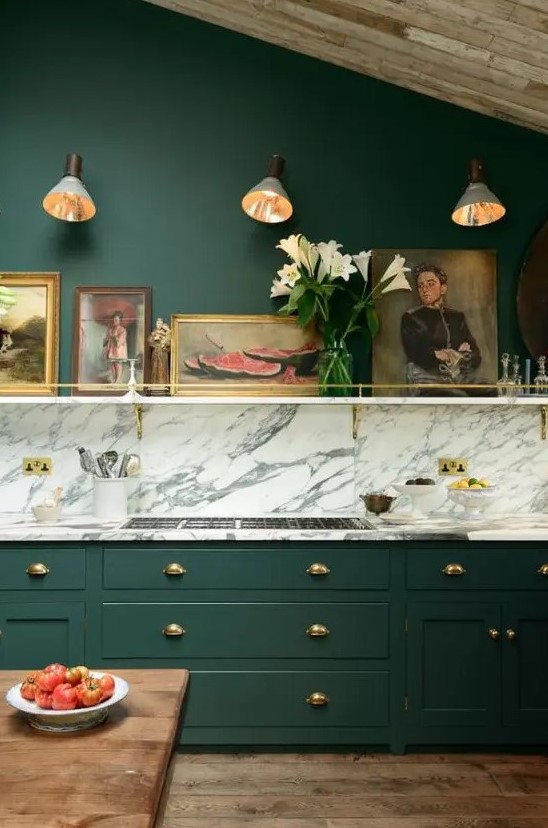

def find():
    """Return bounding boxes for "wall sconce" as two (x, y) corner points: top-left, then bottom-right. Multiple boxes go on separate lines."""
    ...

(42, 153), (96, 222)
(241, 155), (293, 224)
(451, 159), (505, 227)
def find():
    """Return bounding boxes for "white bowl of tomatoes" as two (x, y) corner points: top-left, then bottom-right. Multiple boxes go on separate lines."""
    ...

(5, 663), (128, 732)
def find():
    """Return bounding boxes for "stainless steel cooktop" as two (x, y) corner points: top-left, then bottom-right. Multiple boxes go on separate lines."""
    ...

(122, 516), (372, 530)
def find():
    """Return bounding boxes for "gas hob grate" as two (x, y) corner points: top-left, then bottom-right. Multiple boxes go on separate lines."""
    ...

(122, 516), (371, 530)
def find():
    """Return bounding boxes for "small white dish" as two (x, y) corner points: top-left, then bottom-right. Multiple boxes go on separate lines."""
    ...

(5, 672), (128, 732)
(378, 513), (428, 524)
(392, 483), (446, 517)
(32, 504), (61, 523)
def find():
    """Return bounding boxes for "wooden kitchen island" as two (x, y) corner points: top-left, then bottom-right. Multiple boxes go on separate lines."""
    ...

(0, 668), (189, 828)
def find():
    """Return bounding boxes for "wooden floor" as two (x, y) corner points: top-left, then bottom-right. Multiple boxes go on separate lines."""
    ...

(161, 752), (548, 828)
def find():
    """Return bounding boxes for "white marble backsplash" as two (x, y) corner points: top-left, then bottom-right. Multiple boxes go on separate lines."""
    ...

(0, 401), (545, 516)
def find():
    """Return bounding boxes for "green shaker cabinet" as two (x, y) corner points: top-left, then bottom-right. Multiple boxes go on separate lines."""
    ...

(1, 540), (548, 751)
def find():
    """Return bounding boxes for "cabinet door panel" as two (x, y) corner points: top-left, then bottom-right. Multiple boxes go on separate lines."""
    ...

(184, 671), (389, 728)
(503, 601), (548, 726)
(0, 603), (85, 670)
(407, 603), (500, 727)
(0, 548), (86, 590)
(102, 602), (389, 659)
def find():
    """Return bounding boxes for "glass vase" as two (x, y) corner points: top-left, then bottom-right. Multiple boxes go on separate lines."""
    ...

(318, 343), (353, 396)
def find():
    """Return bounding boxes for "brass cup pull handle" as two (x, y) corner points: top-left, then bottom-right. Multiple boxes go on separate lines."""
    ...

(26, 563), (50, 577)
(506, 628), (517, 640)
(306, 563), (330, 576)
(163, 563), (186, 576)
(306, 624), (330, 637)
(488, 628), (500, 640)
(537, 564), (548, 576)
(162, 623), (186, 637)
(306, 692), (329, 706)
(442, 563), (466, 576)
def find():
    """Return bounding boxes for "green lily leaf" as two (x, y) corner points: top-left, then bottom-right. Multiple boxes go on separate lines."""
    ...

(287, 283), (306, 312)
(365, 305), (379, 339)
(297, 291), (317, 328)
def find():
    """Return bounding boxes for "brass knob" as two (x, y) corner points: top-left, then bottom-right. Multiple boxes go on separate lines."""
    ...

(306, 563), (330, 576)
(442, 563), (466, 576)
(26, 563), (49, 577)
(306, 692), (329, 706)
(537, 564), (548, 576)
(488, 628), (500, 640)
(506, 628), (517, 640)
(163, 562), (186, 576)
(306, 624), (330, 637)
(162, 623), (185, 637)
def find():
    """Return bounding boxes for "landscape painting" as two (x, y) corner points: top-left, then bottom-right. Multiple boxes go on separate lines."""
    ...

(171, 314), (321, 395)
(371, 250), (498, 397)
(0, 272), (59, 395)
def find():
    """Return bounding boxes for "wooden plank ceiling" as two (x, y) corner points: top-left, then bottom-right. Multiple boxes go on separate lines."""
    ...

(142, 0), (548, 135)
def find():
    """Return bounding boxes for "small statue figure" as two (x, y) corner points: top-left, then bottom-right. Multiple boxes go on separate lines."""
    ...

(147, 317), (171, 395)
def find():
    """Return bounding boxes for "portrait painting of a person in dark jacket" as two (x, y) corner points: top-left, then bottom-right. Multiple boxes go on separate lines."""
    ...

(401, 263), (483, 395)
(371, 249), (498, 397)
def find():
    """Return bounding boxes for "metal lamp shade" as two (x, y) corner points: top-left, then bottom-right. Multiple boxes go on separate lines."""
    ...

(241, 176), (293, 223)
(451, 159), (505, 227)
(451, 182), (506, 227)
(43, 154), (96, 222)
(241, 155), (293, 224)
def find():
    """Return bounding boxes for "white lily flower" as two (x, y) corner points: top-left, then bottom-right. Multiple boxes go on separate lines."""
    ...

(379, 254), (410, 285)
(276, 234), (302, 264)
(270, 278), (292, 298)
(0, 307), (8, 317)
(277, 263), (301, 287)
(380, 270), (412, 294)
(316, 240), (342, 282)
(329, 251), (357, 282)
(352, 250), (372, 284)
(297, 235), (316, 276)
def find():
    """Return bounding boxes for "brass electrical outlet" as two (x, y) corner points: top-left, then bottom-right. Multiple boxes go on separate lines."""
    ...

(438, 457), (468, 476)
(22, 457), (52, 475)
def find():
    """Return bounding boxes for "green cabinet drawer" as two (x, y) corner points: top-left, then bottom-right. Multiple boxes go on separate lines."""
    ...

(101, 602), (389, 659)
(102, 546), (389, 591)
(184, 671), (389, 728)
(407, 547), (548, 590)
(0, 548), (86, 590)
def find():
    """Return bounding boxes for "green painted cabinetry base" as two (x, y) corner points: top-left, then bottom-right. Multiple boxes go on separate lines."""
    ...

(1, 541), (548, 751)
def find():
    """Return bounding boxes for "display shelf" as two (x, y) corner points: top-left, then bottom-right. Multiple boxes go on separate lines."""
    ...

(0, 394), (547, 406)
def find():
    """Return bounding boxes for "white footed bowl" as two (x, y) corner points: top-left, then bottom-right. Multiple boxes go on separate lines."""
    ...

(392, 483), (447, 517)
(447, 486), (497, 520)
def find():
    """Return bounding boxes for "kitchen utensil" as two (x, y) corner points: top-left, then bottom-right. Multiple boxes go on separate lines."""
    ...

(95, 454), (113, 478)
(125, 454), (141, 477)
(52, 486), (63, 506)
(32, 504), (61, 523)
(77, 447), (95, 475)
(117, 452), (131, 478)
(359, 492), (396, 515)
(102, 450), (118, 474)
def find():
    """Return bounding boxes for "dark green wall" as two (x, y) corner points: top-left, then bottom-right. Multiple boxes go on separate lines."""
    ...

(1, 0), (547, 384)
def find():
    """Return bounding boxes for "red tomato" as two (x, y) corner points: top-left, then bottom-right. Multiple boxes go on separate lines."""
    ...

(52, 683), (78, 710)
(37, 664), (67, 692)
(20, 672), (40, 701)
(97, 674), (115, 701)
(76, 678), (102, 708)
(34, 688), (54, 709)
(65, 667), (85, 686)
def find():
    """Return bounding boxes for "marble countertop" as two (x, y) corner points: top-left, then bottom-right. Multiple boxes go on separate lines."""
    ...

(1, 513), (548, 542)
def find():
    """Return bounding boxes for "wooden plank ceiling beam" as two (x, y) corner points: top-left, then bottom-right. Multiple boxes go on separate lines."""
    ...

(142, 0), (548, 134)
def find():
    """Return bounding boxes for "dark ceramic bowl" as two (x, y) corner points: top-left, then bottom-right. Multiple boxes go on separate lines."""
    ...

(359, 493), (396, 516)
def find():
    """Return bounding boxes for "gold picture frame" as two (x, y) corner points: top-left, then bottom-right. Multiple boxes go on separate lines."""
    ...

(0, 272), (60, 395)
(170, 314), (321, 396)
